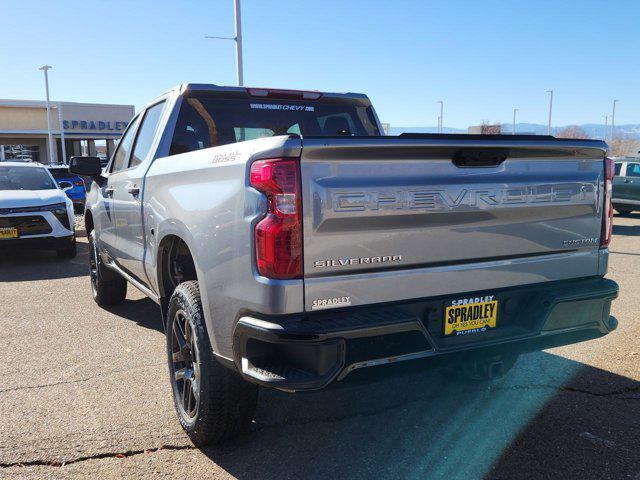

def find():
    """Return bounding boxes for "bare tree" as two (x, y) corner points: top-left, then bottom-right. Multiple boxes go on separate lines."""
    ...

(608, 132), (640, 157)
(556, 125), (590, 139)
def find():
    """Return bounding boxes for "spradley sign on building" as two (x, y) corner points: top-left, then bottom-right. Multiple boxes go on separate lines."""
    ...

(60, 102), (134, 135)
(62, 120), (129, 132)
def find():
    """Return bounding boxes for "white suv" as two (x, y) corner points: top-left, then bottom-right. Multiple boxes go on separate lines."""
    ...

(0, 162), (76, 258)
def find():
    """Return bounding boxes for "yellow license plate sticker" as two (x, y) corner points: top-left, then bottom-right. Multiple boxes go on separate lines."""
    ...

(445, 296), (498, 336)
(0, 227), (18, 239)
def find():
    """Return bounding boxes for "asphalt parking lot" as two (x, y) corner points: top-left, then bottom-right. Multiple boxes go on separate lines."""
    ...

(0, 215), (639, 480)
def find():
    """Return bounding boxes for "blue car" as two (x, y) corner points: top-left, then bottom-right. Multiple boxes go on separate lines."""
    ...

(47, 165), (86, 213)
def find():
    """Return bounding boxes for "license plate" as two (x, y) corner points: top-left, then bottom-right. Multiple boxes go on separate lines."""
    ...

(0, 227), (18, 239)
(444, 295), (498, 336)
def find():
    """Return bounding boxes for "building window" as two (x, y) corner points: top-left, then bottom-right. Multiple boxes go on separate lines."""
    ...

(0, 145), (40, 163)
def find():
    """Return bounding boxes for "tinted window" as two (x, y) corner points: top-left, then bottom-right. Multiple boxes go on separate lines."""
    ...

(110, 115), (140, 172)
(614, 163), (622, 176)
(169, 95), (380, 156)
(627, 163), (640, 177)
(0, 166), (56, 190)
(129, 102), (165, 168)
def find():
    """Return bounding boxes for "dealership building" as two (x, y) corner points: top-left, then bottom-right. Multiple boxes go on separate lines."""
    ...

(0, 99), (135, 164)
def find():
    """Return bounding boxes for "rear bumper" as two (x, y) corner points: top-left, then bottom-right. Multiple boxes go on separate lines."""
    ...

(0, 235), (74, 250)
(232, 277), (618, 391)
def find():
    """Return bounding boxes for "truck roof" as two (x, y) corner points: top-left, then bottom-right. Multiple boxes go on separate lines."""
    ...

(147, 84), (371, 108)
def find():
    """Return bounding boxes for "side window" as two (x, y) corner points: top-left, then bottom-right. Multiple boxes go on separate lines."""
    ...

(170, 99), (215, 156)
(110, 116), (140, 173)
(233, 127), (274, 142)
(129, 101), (166, 168)
(614, 163), (622, 176)
(318, 113), (356, 135)
(627, 163), (640, 177)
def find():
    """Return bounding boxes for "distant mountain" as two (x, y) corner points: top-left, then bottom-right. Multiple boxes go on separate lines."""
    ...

(389, 124), (640, 139)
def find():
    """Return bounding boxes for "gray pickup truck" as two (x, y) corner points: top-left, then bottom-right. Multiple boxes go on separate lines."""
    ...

(71, 84), (618, 445)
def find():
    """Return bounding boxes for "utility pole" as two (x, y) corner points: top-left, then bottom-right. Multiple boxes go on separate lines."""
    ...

(437, 101), (443, 133)
(611, 99), (619, 141)
(205, 0), (244, 86)
(39, 65), (55, 164)
(602, 115), (608, 141)
(512, 108), (519, 135)
(546, 89), (553, 135)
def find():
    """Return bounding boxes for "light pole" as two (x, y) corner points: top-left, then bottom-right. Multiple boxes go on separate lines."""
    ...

(611, 99), (619, 141)
(546, 89), (553, 135)
(205, 0), (244, 86)
(512, 108), (519, 135)
(39, 65), (55, 164)
(437, 101), (443, 133)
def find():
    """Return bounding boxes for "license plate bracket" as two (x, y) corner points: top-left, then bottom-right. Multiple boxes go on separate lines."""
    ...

(444, 294), (498, 336)
(0, 227), (19, 239)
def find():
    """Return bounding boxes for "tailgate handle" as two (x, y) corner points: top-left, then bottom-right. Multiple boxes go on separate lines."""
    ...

(453, 148), (509, 167)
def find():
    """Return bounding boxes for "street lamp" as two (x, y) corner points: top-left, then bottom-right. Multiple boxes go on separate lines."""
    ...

(546, 89), (553, 135)
(437, 101), (443, 133)
(513, 108), (519, 135)
(39, 65), (55, 164)
(611, 99), (619, 141)
(205, 0), (244, 86)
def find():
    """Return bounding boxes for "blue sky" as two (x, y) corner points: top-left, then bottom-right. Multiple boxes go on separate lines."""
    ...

(0, 0), (638, 128)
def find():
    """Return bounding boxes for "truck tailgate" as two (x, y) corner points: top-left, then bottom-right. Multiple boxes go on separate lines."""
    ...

(300, 136), (607, 311)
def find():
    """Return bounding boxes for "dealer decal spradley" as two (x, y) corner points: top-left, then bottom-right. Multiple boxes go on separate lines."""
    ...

(62, 120), (130, 132)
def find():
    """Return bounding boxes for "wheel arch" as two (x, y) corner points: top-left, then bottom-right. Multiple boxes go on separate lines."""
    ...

(84, 209), (94, 235)
(157, 233), (199, 309)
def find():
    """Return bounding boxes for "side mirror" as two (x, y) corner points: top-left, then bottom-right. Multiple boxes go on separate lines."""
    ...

(59, 181), (73, 191)
(69, 156), (102, 176)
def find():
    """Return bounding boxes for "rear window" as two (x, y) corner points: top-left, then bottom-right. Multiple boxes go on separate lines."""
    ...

(169, 95), (380, 156)
(48, 168), (72, 180)
(0, 166), (56, 191)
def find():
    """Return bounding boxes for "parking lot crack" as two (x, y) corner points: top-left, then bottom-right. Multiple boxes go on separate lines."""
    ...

(0, 362), (165, 395)
(0, 445), (195, 469)
(491, 382), (640, 399)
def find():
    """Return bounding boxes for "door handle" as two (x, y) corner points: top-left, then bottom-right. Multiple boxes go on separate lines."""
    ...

(624, 179), (632, 183)
(104, 187), (115, 197)
(126, 184), (140, 196)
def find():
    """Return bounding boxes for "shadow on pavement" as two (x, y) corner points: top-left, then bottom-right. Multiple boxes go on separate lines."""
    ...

(0, 241), (89, 282)
(614, 212), (640, 219)
(612, 224), (640, 236)
(106, 297), (164, 333)
(198, 351), (639, 480)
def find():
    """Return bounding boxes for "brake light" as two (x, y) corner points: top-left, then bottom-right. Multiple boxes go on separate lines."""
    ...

(246, 88), (322, 100)
(601, 157), (614, 247)
(250, 158), (302, 279)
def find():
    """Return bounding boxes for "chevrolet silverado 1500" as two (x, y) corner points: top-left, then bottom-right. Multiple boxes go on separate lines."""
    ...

(70, 84), (618, 445)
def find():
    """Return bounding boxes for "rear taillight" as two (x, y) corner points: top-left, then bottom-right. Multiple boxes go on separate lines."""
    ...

(246, 88), (322, 100)
(601, 157), (614, 247)
(250, 158), (302, 279)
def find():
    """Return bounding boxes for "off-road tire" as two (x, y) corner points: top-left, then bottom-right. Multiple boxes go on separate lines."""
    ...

(88, 230), (127, 306)
(166, 281), (258, 446)
(56, 235), (77, 259)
